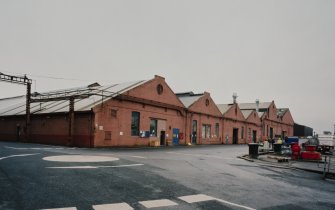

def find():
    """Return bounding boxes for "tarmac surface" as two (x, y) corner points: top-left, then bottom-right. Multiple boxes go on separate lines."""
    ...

(0, 141), (335, 210)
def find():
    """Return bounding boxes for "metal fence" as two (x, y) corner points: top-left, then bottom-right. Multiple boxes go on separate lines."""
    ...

(323, 153), (335, 179)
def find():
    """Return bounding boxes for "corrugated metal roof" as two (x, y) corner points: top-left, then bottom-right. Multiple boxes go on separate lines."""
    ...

(0, 80), (147, 116)
(177, 94), (203, 108)
(216, 104), (232, 115)
(238, 102), (272, 110)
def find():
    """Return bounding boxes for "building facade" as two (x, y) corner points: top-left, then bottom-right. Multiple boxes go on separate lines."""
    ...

(0, 75), (295, 147)
(178, 92), (222, 145)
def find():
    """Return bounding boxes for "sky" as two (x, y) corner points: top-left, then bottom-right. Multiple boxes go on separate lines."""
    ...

(0, 0), (334, 134)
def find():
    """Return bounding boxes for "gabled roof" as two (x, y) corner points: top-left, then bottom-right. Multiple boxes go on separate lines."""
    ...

(0, 80), (147, 116)
(216, 104), (232, 115)
(176, 92), (204, 108)
(241, 110), (253, 119)
(258, 111), (266, 118)
(277, 108), (289, 117)
(239, 102), (272, 110)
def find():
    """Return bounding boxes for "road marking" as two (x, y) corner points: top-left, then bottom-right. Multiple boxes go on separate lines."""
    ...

(178, 194), (216, 203)
(178, 194), (256, 210)
(5, 146), (64, 150)
(47, 166), (97, 169)
(43, 155), (119, 162)
(128, 155), (147, 159)
(139, 199), (178, 208)
(99, 164), (144, 168)
(40, 207), (77, 210)
(93, 202), (134, 210)
(215, 198), (256, 210)
(47, 164), (144, 169)
(0, 153), (39, 161)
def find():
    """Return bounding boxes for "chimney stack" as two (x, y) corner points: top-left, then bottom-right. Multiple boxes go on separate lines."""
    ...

(233, 93), (238, 104)
(255, 99), (259, 113)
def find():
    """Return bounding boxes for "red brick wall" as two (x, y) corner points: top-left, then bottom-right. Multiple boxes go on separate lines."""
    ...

(222, 104), (247, 144)
(0, 113), (93, 147)
(92, 99), (184, 147)
(184, 93), (222, 144)
(245, 111), (262, 143)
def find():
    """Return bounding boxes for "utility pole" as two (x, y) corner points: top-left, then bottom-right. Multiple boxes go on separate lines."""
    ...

(0, 72), (32, 141)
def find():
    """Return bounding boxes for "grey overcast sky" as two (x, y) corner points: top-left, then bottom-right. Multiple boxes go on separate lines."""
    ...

(0, 0), (334, 134)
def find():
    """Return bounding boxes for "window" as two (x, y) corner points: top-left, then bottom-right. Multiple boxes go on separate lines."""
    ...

(202, 124), (211, 139)
(157, 84), (163, 95)
(215, 123), (219, 137)
(241, 126), (244, 139)
(105, 131), (111, 140)
(150, 119), (157, 137)
(131, 112), (140, 136)
(111, 109), (117, 118)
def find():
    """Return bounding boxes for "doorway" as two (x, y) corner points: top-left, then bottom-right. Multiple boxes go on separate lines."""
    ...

(270, 127), (274, 139)
(172, 128), (180, 145)
(233, 128), (239, 144)
(252, 130), (257, 143)
(16, 125), (21, 142)
(160, 131), (165, 146)
(192, 120), (197, 144)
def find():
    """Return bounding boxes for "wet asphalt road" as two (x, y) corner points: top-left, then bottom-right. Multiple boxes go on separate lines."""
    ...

(0, 141), (334, 210)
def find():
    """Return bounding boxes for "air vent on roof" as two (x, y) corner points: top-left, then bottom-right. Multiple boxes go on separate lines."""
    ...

(87, 82), (101, 88)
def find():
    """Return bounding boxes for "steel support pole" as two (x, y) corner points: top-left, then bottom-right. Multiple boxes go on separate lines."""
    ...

(25, 82), (31, 142)
(68, 97), (75, 146)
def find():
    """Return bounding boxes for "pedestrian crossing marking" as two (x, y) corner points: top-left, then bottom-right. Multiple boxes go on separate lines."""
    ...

(178, 194), (216, 203)
(92, 202), (134, 210)
(139, 199), (178, 208)
(40, 207), (77, 210)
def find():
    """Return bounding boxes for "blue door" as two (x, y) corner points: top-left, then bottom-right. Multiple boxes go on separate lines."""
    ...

(172, 128), (179, 145)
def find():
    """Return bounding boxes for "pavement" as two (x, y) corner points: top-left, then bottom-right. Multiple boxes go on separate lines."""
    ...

(1, 141), (335, 210)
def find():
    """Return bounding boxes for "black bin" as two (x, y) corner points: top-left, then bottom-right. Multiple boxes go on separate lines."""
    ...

(273, 143), (282, 154)
(248, 143), (259, 158)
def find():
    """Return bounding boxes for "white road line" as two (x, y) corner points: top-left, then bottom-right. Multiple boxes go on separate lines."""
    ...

(128, 155), (147, 159)
(99, 164), (144, 168)
(47, 164), (144, 169)
(215, 198), (256, 210)
(93, 202), (134, 210)
(47, 166), (97, 169)
(178, 194), (256, 210)
(139, 199), (178, 208)
(0, 153), (39, 161)
(5, 146), (68, 150)
(40, 207), (77, 210)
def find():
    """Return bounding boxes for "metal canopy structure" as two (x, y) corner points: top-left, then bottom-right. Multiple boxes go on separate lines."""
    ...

(0, 74), (148, 145)
(30, 86), (117, 146)
(0, 72), (32, 141)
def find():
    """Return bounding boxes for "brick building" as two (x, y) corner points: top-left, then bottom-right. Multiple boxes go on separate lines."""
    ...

(0, 75), (295, 147)
(239, 101), (294, 140)
(217, 103), (246, 144)
(0, 75), (186, 147)
(241, 110), (262, 143)
(177, 92), (222, 145)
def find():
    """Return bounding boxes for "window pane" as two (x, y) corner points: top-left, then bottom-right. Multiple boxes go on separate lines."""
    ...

(150, 119), (157, 137)
(202, 125), (206, 139)
(206, 125), (211, 138)
(215, 123), (219, 137)
(131, 112), (140, 136)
